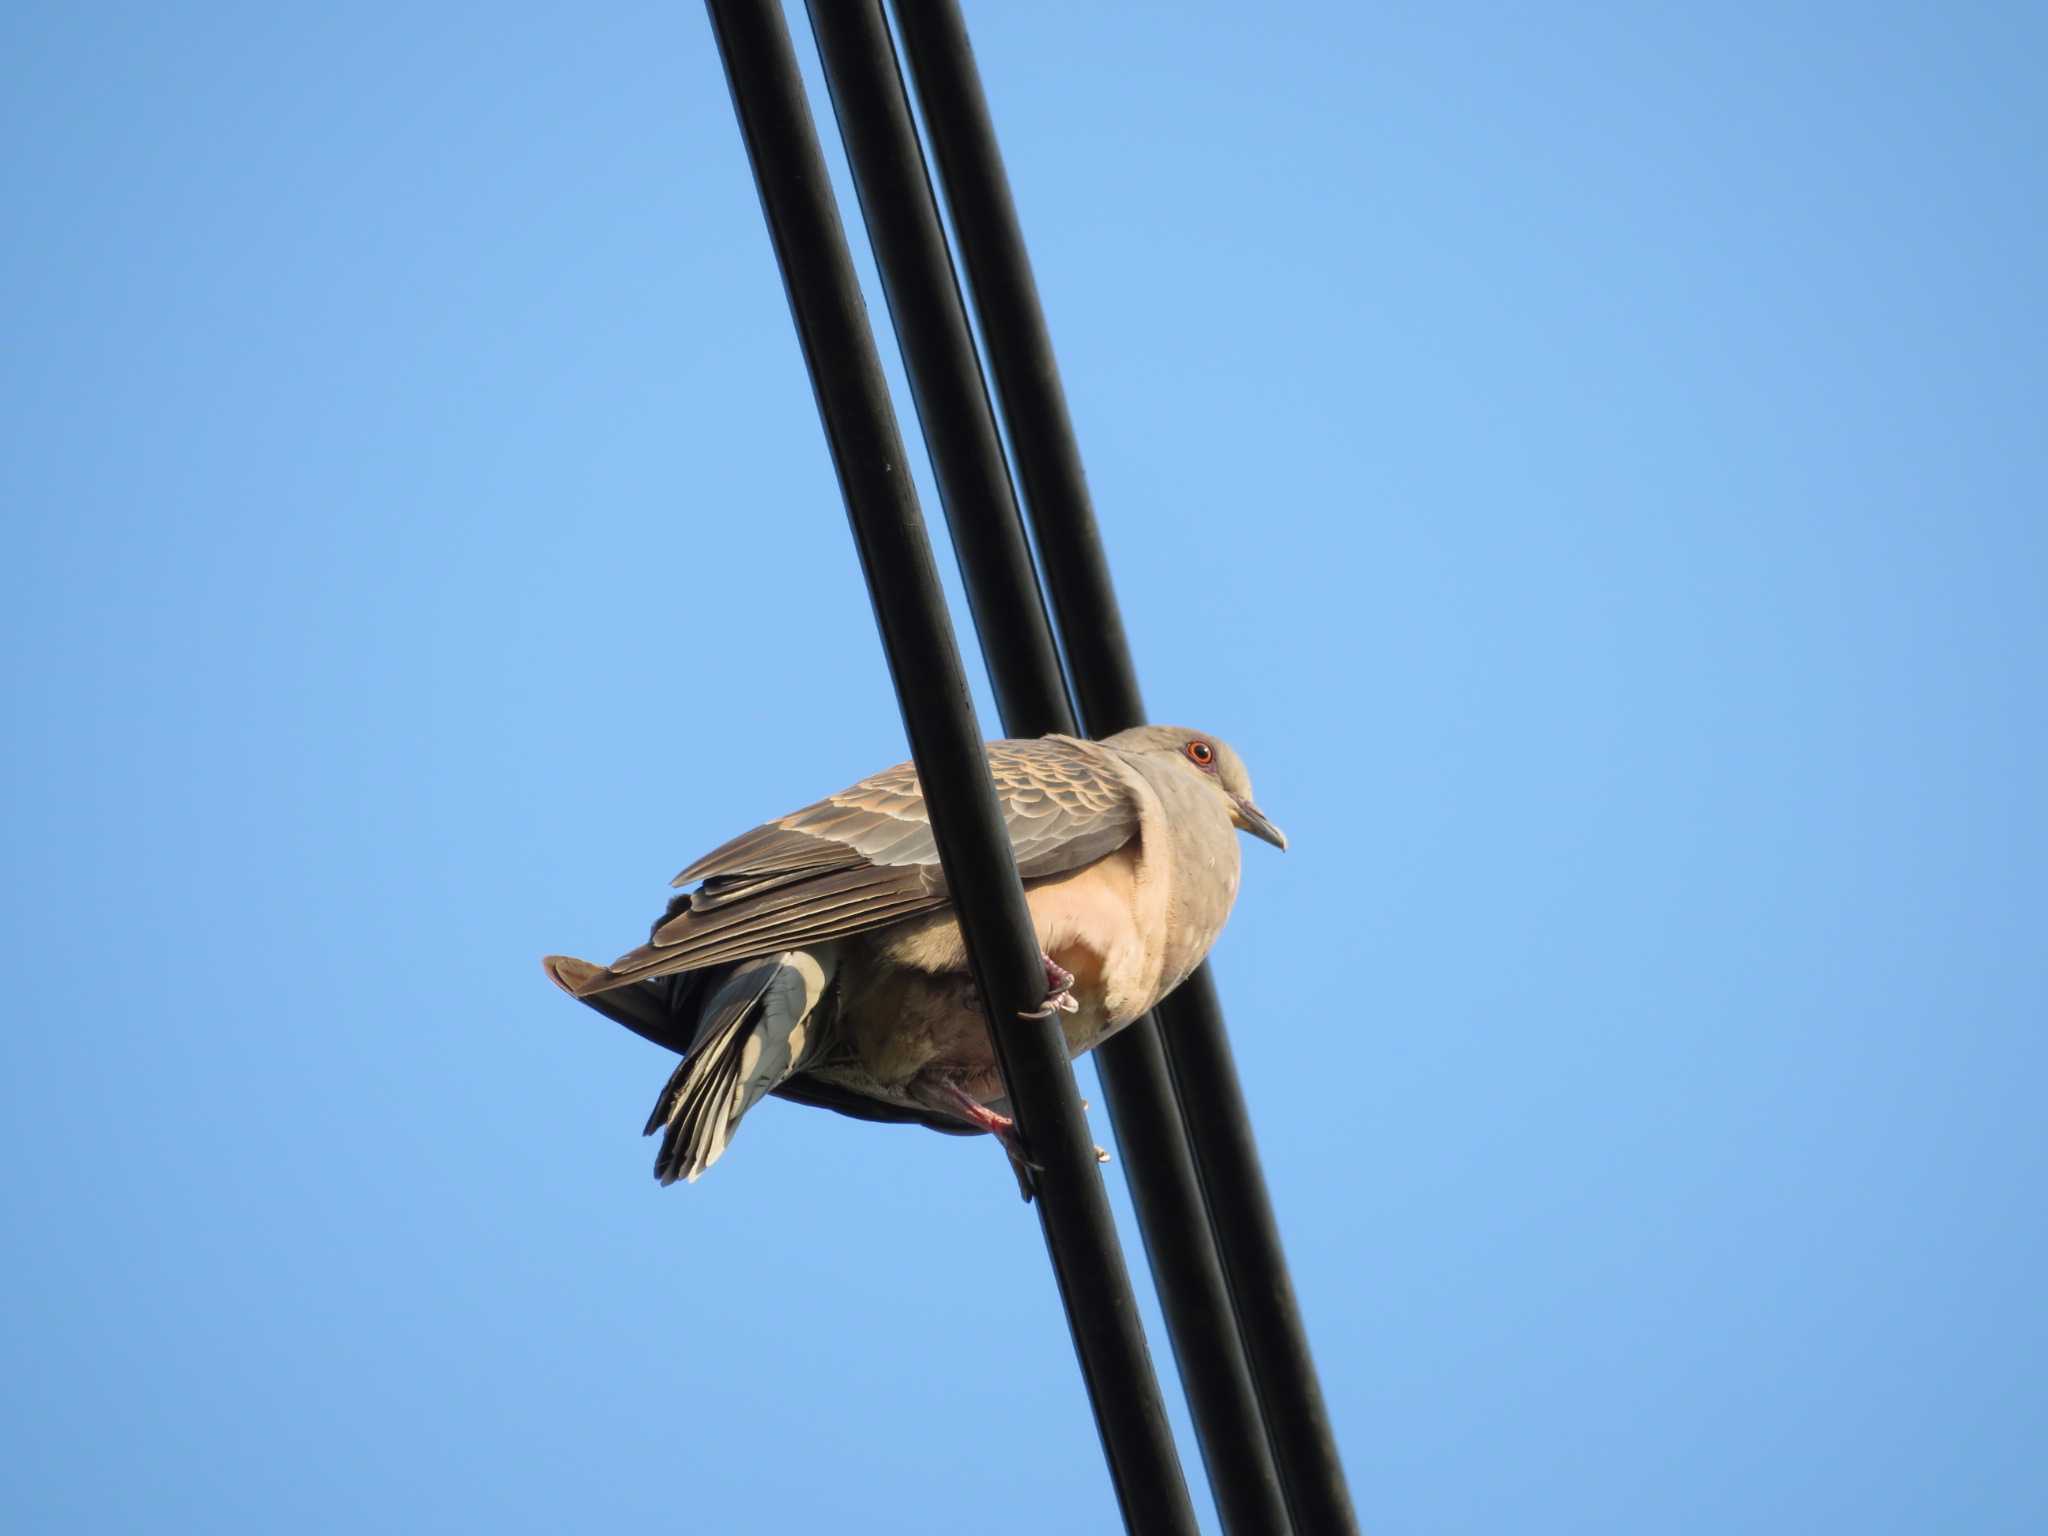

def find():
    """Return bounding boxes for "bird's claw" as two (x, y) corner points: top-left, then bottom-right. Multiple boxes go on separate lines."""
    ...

(965, 955), (1079, 1019)
(990, 1119), (1044, 1173)
(1021, 954), (1080, 1019)
(989, 1116), (1045, 1202)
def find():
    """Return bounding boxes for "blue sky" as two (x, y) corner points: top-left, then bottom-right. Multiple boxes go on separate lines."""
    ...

(4, 2), (2043, 1531)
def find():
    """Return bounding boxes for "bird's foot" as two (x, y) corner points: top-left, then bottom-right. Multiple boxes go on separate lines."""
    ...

(960, 954), (1079, 1022)
(912, 1074), (1042, 1199)
(917, 1073), (1032, 1163)
(909, 1074), (1111, 1199)
(1020, 954), (1080, 1019)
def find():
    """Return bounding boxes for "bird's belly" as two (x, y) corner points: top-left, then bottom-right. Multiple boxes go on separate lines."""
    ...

(848, 845), (1155, 1104)
(922, 989), (1131, 1104)
(842, 945), (1134, 1106)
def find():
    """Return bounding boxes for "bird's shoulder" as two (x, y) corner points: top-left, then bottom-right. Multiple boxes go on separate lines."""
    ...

(673, 734), (1145, 889)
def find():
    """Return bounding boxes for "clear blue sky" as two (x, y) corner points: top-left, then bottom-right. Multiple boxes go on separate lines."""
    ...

(5, 2), (2043, 1531)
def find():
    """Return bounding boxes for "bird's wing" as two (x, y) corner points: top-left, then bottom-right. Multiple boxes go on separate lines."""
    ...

(570, 735), (1140, 990)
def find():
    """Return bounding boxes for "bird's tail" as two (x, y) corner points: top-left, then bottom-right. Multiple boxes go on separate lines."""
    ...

(541, 953), (615, 997)
(632, 949), (835, 1184)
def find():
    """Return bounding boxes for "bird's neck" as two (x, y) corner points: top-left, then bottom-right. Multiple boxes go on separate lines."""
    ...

(1128, 758), (1242, 994)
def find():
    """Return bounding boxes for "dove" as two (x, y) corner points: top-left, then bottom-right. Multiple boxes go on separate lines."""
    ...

(544, 725), (1284, 1184)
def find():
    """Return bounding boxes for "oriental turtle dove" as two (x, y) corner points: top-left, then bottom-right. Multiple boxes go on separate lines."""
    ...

(544, 725), (1284, 1183)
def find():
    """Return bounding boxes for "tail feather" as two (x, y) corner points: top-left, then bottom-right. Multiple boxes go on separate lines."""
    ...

(641, 959), (781, 1136)
(542, 954), (615, 997)
(644, 949), (834, 1184)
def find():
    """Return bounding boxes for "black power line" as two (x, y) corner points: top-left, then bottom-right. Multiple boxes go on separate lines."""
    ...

(701, 2), (1198, 1531)
(803, 5), (1291, 1531)
(888, 3), (1364, 1531)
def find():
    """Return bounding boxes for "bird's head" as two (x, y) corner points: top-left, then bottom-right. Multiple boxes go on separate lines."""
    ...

(1104, 725), (1287, 850)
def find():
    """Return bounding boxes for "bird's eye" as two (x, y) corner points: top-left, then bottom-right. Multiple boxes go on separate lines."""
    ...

(1186, 740), (1216, 769)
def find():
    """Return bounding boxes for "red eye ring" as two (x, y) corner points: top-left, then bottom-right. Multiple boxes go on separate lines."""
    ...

(1186, 740), (1216, 769)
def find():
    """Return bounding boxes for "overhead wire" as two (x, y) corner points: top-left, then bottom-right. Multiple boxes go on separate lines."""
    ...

(701, 3), (1199, 1530)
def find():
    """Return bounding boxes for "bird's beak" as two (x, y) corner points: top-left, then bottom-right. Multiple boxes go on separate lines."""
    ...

(1232, 797), (1288, 851)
